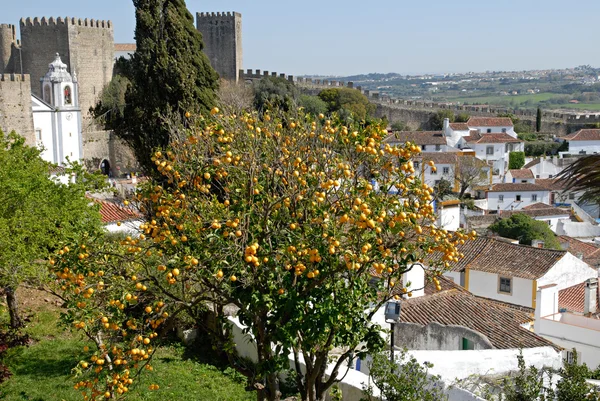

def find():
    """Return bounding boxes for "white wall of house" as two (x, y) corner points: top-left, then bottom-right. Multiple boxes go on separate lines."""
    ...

(487, 190), (550, 211)
(443, 271), (463, 286)
(535, 286), (600, 368)
(531, 214), (571, 233)
(566, 140), (600, 155)
(437, 204), (461, 232)
(469, 125), (517, 137)
(418, 163), (455, 187)
(529, 161), (562, 179)
(538, 252), (597, 291)
(467, 270), (534, 307)
(104, 219), (143, 235)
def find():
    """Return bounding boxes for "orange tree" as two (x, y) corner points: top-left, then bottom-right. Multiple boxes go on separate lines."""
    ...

(50, 109), (472, 401)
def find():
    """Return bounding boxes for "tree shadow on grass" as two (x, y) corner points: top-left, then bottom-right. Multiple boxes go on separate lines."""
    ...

(8, 340), (81, 379)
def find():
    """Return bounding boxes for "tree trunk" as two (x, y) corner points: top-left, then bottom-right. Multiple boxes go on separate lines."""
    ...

(5, 287), (23, 329)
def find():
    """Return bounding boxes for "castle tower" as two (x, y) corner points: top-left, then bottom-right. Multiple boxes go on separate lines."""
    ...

(19, 17), (114, 165)
(37, 53), (82, 164)
(196, 12), (242, 82)
(0, 24), (17, 74)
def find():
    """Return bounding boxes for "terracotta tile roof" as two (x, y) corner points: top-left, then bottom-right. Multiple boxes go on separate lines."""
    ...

(558, 282), (600, 314)
(115, 43), (136, 52)
(464, 132), (522, 144)
(508, 169), (534, 179)
(535, 178), (567, 191)
(523, 202), (554, 210)
(560, 129), (600, 142)
(557, 236), (600, 267)
(91, 198), (142, 224)
(400, 286), (557, 349)
(416, 152), (458, 165)
(449, 123), (469, 131)
(487, 183), (548, 192)
(49, 165), (66, 175)
(523, 158), (541, 169)
(502, 208), (570, 219)
(442, 237), (566, 280)
(467, 117), (514, 127)
(384, 131), (446, 145)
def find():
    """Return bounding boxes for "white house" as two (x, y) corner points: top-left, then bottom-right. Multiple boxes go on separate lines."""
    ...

(435, 199), (461, 232)
(458, 131), (524, 175)
(559, 129), (600, 156)
(535, 280), (600, 367)
(415, 152), (459, 188)
(500, 203), (572, 233)
(442, 236), (598, 308)
(383, 131), (453, 152)
(32, 53), (82, 165)
(465, 117), (517, 137)
(523, 158), (563, 179)
(484, 183), (550, 211)
(505, 169), (535, 184)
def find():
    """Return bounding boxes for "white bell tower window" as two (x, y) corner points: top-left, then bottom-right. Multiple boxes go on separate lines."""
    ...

(64, 86), (72, 105)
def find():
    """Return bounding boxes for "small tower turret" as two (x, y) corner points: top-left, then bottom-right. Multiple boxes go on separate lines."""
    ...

(40, 53), (78, 108)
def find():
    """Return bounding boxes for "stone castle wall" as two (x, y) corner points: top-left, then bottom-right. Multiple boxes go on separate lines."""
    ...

(196, 12), (242, 82)
(0, 24), (17, 74)
(0, 74), (34, 144)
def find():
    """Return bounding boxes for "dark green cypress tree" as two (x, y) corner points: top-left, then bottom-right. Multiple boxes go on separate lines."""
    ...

(536, 107), (542, 132)
(94, 0), (219, 174)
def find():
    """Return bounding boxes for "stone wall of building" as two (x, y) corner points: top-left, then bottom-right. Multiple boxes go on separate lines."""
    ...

(196, 12), (242, 81)
(0, 24), (18, 74)
(0, 73), (34, 144)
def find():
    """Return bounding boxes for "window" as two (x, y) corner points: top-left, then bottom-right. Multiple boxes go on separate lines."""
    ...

(443, 167), (450, 174)
(487, 129), (492, 133)
(536, 175), (540, 178)
(521, 180), (527, 183)
(502, 128), (507, 133)
(486, 146), (494, 155)
(532, 194), (538, 201)
(499, 277), (512, 294)
(499, 195), (504, 203)
(549, 174), (553, 178)
(435, 144), (441, 151)
(413, 161), (420, 169)
(64, 85), (72, 105)
(569, 193), (576, 200)
(461, 337), (475, 350)
(516, 195), (522, 201)
(35, 129), (42, 141)
(430, 166), (437, 175)
(43, 85), (51, 104)
(434, 180), (440, 186)
(566, 350), (575, 364)
(422, 145), (427, 151)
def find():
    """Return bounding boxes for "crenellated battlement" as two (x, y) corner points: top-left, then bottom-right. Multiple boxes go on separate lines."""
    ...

(0, 73), (29, 82)
(197, 11), (240, 19)
(20, 17), (112, 29)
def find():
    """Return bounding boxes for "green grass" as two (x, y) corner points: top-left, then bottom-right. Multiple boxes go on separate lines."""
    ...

(446, 93), (600, 111)
(0, 298), (254, 401)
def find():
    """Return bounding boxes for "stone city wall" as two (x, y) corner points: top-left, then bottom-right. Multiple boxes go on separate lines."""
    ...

(0, 73), (34, 144)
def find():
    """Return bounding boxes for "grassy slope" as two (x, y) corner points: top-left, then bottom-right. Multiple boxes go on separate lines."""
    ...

(0, 290), (254, 401)
(446, 93), (600, 111)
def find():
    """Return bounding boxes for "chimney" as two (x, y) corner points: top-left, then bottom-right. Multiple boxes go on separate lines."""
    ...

(532, 239), (545, 248)
(443, 118), (450, 134)
(535, 284), (558, 331)
(403, 263), (425, 298)
(584, 278), (598, 315)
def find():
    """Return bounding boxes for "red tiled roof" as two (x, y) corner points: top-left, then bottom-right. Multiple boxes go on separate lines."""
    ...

(92, 198), (142, 224)
(501, 207), (570, 219)
(416, 152), (458, 165)
(488, 183), (548, 192)
(400, 286), (557, 349)
(449, 123), (469, 131)
(558, 282), (600, 314)
(464, 132), (522, 144)
(523, 158), (541, 169)
(115, 43), (136, 52)
(523, 202), (553, 210)
(441, 237), (566, 280)
(535, 178), (568, 191)
(557, 236), (600, 267)
(467, 117), (514, 127)
(508, 169), (534, 179)
(560, 129), (600, 142)
(384, 131), (446, 145)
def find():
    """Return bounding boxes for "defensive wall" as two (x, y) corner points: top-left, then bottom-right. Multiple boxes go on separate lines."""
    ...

(196, 12), (242, 82)
(240, 68), (600, 135)
(0, 73), (34, 143)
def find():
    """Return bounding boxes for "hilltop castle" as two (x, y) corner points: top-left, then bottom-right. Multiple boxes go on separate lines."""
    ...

(0, 10), (243, 174)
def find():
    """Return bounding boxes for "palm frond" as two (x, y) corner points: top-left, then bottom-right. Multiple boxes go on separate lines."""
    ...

(556, 155), (600, 202)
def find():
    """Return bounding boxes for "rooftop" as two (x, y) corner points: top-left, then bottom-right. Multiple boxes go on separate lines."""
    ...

(558, 236), (600, 267)
(508, 169), (535, 179)
(487, 183), (548, 192)
(535, 178), (568, 191)
(463, 132), (522, 144)
(400, 277), (556, 349)
(449, 122), (469, 131)
(467, 117), (514, 127)
(91, 198), (142, 224)
(115, 43), (136, 52)
(439, 236), (566, 280)
(384, 131), (446, 145)
(559, 281), (600, 314)
(560, 129), (600, 142)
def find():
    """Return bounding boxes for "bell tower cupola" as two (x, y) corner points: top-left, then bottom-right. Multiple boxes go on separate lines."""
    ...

(40, 53), (78, 108)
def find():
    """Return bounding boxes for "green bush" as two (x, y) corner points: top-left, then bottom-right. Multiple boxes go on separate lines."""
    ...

(508, 151), (525, 169)
(489, 214), (562, 249)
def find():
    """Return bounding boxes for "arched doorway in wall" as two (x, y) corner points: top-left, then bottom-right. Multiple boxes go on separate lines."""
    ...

(100, 159), (111, 176)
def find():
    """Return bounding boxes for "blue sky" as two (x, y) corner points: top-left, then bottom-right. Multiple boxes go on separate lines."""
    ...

(4, 0), (600, 76)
